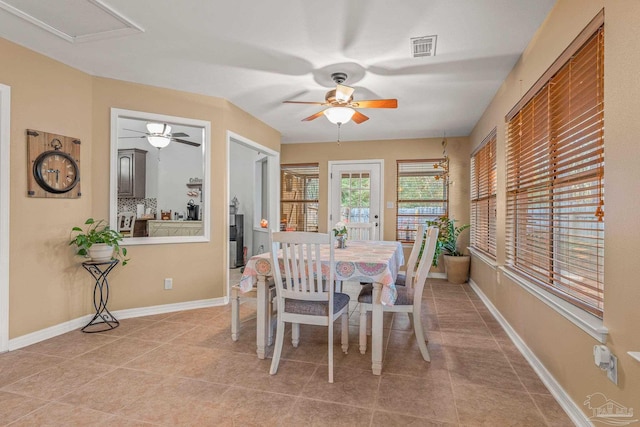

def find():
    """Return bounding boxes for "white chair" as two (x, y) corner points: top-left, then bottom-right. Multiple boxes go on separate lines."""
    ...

(117, 212), (136, 238)
(357, 226), (439, 361)
(269, 231), (349, 383)
(359, 224), (428, 338)
(396, 224), (428, 288)
(345, 222), (375, 240)
(343, 222), (376, 292)
(230, 281), (276, 344)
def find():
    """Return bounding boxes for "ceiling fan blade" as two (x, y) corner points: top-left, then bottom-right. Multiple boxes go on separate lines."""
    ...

(352, 111), (370, 124)
(351, 99), (398, 109)
(172, 132), (189, 138)
(172, 138), (200, 147)
(335, 84), (355, 102)
(123, 128), (148, 134)
(302, 110), (327, 122)
(284, 100), (327, 105)
(118, 136), (146, 139)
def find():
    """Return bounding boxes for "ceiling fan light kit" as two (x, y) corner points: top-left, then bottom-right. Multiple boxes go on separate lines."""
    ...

(284, 72), (398, 128)
(120, 122), (199, 148)
(147, 135), (171, 148)
(146, 122), (172, 148)
(325, 107), (355, 125)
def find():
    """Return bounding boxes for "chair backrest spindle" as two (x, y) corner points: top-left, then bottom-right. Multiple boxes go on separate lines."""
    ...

(412, 226), (439, 308)
(345, 222), (375, 240)
(404, 224), (426, 290)
(271, 231), (334, 303)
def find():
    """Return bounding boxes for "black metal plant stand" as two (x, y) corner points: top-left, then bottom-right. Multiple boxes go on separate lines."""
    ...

(81, 260), (120, 333)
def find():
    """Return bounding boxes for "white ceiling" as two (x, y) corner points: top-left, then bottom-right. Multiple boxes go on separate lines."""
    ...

(0, 0), (556, 143)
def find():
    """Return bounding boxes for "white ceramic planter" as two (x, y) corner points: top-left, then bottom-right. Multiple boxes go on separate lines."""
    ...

(88, 243), (114, 262)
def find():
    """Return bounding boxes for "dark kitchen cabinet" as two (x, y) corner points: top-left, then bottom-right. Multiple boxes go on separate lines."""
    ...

(118, 149), (146, 198)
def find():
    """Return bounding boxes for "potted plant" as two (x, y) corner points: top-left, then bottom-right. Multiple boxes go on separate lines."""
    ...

(426, 216), (470, 284)
(69, 218), (129, 265)
(333, 221), (348, 249)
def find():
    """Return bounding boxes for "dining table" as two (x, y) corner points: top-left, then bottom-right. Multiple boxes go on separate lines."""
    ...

(238, 239), (405, 375)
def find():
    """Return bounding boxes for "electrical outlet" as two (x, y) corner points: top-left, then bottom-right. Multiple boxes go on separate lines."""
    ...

(164, 278), (173, 290)
(607, 354), (618, 385)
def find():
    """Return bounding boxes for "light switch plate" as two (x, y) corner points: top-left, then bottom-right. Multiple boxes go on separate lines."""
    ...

(386, 201), (394, 209)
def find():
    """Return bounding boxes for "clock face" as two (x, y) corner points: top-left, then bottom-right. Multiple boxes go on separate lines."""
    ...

(33, 151), (80, 194)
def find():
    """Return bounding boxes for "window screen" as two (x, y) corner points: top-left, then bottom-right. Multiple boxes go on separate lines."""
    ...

(396, 160), (447, 242)
(280, 164), (319, 232)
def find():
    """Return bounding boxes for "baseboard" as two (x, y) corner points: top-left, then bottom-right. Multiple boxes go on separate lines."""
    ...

(112, 297), (226, 320)
(8, 296), (227, 351)
(468, 279), (592, 427)
(429, 272), (447, 279)
(8, 314), (93, 351)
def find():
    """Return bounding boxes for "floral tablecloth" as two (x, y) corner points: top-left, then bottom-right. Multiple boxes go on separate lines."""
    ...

(239, 240), (404, 306)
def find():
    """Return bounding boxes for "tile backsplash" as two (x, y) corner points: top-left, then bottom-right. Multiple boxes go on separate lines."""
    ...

(117, 198), (157, 217)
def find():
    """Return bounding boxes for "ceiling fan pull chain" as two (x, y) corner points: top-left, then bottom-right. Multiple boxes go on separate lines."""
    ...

(337, 123), (342, 145)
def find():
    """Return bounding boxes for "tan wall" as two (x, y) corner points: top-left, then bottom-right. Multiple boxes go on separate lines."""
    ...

(1, 39), (280, 338)
(1, 38), (94, 337)
(281, 137), (471, 266)
(469, 0), (640, 416)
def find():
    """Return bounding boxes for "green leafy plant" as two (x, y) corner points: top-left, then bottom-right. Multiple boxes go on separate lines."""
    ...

(426, 216), (470, 266)
(69, 218), (129, 265)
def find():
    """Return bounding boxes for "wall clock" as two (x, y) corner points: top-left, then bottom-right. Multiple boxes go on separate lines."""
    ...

(27, 129), (81, 198)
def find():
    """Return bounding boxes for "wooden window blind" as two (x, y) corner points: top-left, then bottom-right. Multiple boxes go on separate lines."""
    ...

(396, 160), (448, 242)
(505, 17), (604, 317)
(280, 164), (319, 232)
(471, 129), (497, 258)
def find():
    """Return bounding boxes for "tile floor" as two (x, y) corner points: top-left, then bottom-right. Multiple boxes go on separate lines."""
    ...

(0, 278), (574, 426)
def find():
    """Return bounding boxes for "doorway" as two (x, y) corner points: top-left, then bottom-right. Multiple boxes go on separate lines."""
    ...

(226, 131), (279, 297)
(328, 160), (383, 240)
(0, 83), (10, 352)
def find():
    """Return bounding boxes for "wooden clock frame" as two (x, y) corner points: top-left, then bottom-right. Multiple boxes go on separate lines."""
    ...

(27, 129), (81, 198)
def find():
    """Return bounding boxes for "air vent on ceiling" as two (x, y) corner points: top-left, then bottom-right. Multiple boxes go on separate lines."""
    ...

(411, 35), (437, 58)
(0, 0), (143, 43)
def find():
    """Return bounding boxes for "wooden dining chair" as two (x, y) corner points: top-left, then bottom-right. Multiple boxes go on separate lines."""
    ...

(345, 222), (375, 240)
(269, 231), (349, 383)
(396, 224), (427, 287)
(230, 281), (276, 344)
(358, 224), (428, 337)
(357, 226), (439, 360)
(117, 212), (136, 238)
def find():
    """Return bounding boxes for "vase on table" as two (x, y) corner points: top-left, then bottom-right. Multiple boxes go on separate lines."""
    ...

(336, 234), (347, 249)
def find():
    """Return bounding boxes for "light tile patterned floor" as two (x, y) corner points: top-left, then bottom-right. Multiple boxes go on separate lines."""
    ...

(0, 279), (574, 426)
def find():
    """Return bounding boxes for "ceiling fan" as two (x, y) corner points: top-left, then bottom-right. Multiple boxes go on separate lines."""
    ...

(120, 123), (200, 148)
(283, 72), (398, 124)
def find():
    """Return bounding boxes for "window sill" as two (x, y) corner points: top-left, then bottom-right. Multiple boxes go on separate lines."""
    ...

(468, 247), (498, 269)
(499, 266), (608, 343)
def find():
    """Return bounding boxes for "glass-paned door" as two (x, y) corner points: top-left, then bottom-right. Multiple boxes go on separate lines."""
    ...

(329, 161), (382, 240)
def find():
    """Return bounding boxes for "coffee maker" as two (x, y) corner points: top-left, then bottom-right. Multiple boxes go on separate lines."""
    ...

(187, 199), (199, 220)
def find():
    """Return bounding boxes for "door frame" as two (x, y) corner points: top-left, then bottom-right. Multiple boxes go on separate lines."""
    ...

(0, 84), (10, 352)
(327, 159), (384, 240)
(226, 131), (280, 299)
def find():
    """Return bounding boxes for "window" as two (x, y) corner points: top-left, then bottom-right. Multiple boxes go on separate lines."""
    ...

(396, 160), (447, 242)
(339, 171), (370, 223)
(280, 164), (319, 232)
(471, 129), (497, 258)
(505, 18), (604, 317)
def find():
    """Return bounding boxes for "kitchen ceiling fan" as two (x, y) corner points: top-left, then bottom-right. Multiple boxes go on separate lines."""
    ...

(120, 123), (200, 148)
(283, 72), (398, 124)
